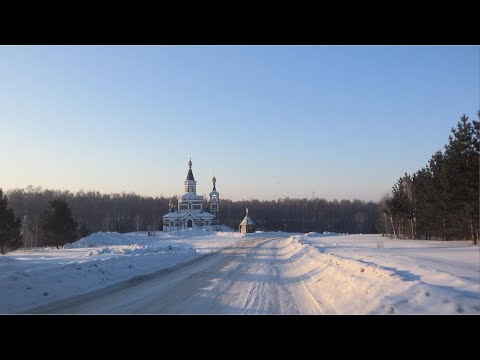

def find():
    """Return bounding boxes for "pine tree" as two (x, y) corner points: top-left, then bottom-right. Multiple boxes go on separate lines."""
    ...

(414, 167), (436, 239)
(386, 112), (480, 243)
(0, 189), (22, 254)
(40, 199), (77, 248)
(427, 151), (450, 239)
(443, 114), (479, 243)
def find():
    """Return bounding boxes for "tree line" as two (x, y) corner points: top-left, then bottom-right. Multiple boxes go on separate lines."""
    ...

(379, 113), (479, 243)
(0, 189), (79, 254)
(0, 186), (378, 253)
(219, 198), (377, 234)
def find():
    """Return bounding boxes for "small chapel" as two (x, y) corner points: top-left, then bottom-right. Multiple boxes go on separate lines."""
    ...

(239, 208), (255, 234)
(162, 159), (220, 231)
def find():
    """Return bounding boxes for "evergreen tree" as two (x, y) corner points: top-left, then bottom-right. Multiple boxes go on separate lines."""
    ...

(385, 112), (479, 243)
(414, 167), (436, 239)
(443, 114), (479, 243)
(40, 199), (77, 248)
(0, 189), (22, 254)
(427, 151), (449, 239)
(387, 175), (412, 238)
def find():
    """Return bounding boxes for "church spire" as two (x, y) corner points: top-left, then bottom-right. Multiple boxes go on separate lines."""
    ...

(186, 158), (195, 181)
(184, 158), (197, 193)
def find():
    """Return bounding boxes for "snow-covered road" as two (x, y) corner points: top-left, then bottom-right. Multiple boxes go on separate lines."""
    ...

(31, 236), (324, 314)
(19, 233), (480, 314)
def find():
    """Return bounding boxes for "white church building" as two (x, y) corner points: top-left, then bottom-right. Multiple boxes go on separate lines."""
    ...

(162, 159), (219, 231)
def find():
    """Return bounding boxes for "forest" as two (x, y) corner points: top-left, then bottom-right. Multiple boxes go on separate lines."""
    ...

(4, 186), (378, 249)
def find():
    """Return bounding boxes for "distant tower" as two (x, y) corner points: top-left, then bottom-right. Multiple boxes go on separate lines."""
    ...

(209, 176), (220, 215)
(177, 158), (203, 211)
(312, 187), (315, 200)
(168, 199), (174, 213)
(184, 158), (196, 194)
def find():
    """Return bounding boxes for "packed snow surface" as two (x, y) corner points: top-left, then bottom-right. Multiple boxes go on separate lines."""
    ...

(0, 229), (243, 313)
(1, 232), (478, 314)
(292, 233), (479, 314)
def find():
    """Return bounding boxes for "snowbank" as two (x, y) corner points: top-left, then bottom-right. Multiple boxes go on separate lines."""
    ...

(0, 230), (243, 313)
(291, 234), (480, 314)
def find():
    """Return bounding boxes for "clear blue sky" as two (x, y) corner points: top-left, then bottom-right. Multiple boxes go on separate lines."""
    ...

(0, 46), (478, 202)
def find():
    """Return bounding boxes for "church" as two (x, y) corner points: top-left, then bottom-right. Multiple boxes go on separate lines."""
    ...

(162, 159), (220, 231)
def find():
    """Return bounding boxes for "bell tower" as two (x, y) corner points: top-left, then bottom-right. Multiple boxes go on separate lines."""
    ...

(209, 176), (220, 215)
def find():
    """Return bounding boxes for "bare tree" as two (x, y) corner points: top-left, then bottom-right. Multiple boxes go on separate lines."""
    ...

(354, 211), (367, 233)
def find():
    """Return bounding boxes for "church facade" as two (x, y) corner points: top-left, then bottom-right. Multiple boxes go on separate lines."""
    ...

(162, 159), (220, 231)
